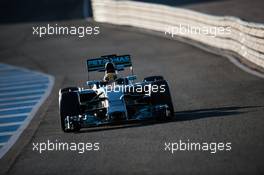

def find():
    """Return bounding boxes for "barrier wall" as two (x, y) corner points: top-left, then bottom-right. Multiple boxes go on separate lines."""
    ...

(91, 0), (264, 68)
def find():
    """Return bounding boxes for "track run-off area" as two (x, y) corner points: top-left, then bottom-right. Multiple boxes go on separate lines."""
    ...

(0, 63), (54, 159)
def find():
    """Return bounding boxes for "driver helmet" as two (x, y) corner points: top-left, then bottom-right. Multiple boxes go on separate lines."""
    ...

(104, 62), (117, 82)
(105, 62), (116, 73)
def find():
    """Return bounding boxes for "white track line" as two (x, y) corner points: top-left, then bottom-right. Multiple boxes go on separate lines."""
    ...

(0, 106), (33, 112)
(0, 74), (42, 80)
(0, 77), (46, 83)
(0, 132), (16, 136)
(0, 67), (16, 71)
(0, 80), (49, 87)
(0, 95), (42, 102)
(0, 100), (38, 106)
(0, 113), (29, 119)
(0, 122), (23, 127)
(0, 89), (45, 96)
(0, 84), (48, 91)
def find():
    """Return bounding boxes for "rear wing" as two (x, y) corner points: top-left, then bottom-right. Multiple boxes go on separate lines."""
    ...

(86, 54), (133, 80)
(87, 54), (132, 72)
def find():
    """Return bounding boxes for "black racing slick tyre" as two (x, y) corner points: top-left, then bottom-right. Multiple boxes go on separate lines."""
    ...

(144, 76), (164, 82)
(150, 80), (174, 120)
(59, 91), (81, 132)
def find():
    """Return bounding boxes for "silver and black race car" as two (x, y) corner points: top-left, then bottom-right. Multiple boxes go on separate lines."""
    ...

(59, 54), (174, 132)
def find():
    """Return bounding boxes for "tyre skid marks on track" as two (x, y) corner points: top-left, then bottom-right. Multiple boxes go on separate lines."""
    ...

(0, 63), (54, 159)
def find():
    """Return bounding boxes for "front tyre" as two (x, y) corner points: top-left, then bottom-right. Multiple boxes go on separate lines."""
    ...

(150, 80), (174, 120)
(59, 91), (81, 132)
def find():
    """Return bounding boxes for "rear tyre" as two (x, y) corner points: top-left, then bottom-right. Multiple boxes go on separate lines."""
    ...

(59, 91), (81, 132)
(150, 80), (174, 120)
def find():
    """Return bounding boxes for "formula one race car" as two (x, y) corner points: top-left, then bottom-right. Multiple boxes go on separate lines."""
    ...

(59, 54), (174, 132)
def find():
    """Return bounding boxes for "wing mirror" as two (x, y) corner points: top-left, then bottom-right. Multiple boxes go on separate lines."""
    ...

(86, 80), (100, 87)
(127, 75), (137, 81)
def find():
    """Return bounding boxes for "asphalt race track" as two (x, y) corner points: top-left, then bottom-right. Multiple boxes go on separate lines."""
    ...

(0, 18), (264, 174)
